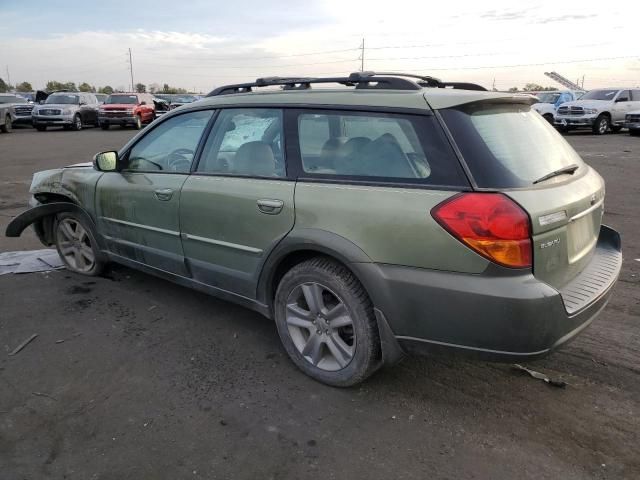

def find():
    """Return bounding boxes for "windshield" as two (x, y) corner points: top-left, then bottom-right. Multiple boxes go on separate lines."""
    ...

(46, 94), (79, 105)
(172, 96), (197, 104)
(105, 94), (138, 104)
(536, 92), (561, 103)
(440, 103), (584, 188)
(580, 89), (619, 101)
(0, 95), (19, 104)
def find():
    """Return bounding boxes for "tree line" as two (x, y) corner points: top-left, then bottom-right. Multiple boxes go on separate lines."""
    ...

(0, 78), (193, 95)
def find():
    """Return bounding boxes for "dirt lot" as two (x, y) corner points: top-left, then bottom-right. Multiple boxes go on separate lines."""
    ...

(1, 127), (638, 479)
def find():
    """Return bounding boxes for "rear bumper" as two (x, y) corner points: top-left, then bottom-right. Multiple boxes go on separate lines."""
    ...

(366, 225), (621, 362)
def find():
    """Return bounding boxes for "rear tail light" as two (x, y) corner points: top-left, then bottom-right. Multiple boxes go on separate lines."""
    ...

(431, 193), (532, 268)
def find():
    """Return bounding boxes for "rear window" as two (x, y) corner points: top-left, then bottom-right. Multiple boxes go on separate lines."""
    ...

(296, 110), (468, 187)
(440, 104), (584, 188)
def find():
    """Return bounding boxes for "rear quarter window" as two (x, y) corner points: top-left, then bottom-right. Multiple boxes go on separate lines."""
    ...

(440, 103), (585, 188)
(293, 110), (468, 187)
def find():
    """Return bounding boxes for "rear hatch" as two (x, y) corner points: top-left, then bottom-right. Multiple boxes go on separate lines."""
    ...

(439, 100), (604, 291)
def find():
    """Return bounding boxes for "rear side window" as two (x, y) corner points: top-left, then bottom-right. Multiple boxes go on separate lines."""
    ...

(295, 110), (467, 187)
(440, 104), (584, 188)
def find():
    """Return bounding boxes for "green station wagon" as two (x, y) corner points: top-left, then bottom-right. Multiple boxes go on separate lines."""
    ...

(6, 72), (622, 386)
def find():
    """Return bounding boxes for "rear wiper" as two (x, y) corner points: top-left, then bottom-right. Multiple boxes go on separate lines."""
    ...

(533, 164), (579, 184)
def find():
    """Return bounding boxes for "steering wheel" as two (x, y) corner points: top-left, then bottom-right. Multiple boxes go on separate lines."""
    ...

(167, 148), (194, 172)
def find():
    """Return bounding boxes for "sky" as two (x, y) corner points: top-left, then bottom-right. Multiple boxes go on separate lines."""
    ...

(0, 0), (638, 93)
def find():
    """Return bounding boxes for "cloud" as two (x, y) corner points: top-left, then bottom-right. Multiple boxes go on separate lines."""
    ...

(533, 14), (597, 24)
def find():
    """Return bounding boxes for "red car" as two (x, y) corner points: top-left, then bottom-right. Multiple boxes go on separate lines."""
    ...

(98, 93), (156, 130)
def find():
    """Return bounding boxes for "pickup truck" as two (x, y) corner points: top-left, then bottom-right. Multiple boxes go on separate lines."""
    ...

(98, 93), (156, 129)
(625, 111), (640, 136)
(531, 90), (583, 124)
(554, 88), (640, 134)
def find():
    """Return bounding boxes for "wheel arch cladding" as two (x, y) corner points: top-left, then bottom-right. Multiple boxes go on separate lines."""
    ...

(256, 228), (374, 308)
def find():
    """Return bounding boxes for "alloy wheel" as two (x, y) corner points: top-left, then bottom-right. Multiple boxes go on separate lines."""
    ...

(56, 218), (95, 273)
(285, 282), (355, 371)
(598, 119), (608, 134)
(74, 115), (82, 130)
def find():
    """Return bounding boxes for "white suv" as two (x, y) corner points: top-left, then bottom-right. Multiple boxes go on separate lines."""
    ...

(554, 88), (640, 135)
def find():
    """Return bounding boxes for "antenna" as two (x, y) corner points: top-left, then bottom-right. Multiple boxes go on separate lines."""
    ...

(360, 38), (365, 72)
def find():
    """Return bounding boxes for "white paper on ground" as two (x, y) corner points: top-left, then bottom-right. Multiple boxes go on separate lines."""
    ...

(0, 249), (65, 275)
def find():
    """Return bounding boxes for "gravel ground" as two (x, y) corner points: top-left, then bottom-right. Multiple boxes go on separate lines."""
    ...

(1, 127), (638, 479)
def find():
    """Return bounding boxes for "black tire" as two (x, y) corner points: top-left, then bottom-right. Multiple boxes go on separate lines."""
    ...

(53, 212), (106, 276)
(35, 125), (47, 132)
(274, 257), (380, 387)
(543, 114), (554, 125)
(630, 129), (640, 137)
(72, 114), (82, 131)
(557, 125), (570, 133)
(611, 125), (622, 133)
(134, 115), (142, 130)
(100, 123), (109, 130)
(592, 114), (610, 135)
(1, 115), (12, 133)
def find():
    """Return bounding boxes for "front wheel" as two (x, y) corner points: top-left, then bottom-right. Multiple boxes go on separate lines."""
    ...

(543, 114), (554, 125)
(274, 257), (380, 387)
(630, 129), (640, 137)
(35, 125), (47, 132)
(54, 213), (105, 276)
(72, 114), (83, 131)
(1, 115), (12, 133)
(592, 115), (610, 135)
(100, 123), (109, 130)
(611, 125), (622, 133)
(134, 115), (142, 130)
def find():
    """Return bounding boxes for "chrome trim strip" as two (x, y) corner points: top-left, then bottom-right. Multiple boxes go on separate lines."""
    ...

(569, 198), (604, 223)
(101, 217), (180, 237)
(181, 233), (262, 254)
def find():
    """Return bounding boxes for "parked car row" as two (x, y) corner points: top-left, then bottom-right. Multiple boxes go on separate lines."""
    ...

(544, 88), (640, 136)
(0, 91), (181, 133)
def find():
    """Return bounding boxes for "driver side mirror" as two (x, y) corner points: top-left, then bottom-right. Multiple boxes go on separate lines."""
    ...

(93, 151), (119, 172)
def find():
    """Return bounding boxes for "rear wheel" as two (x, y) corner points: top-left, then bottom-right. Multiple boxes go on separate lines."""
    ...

(54, 213), (105, 276)
(274, 257), (380, 387)
(0, 115), (11, 133)
(592, 114), (610, 135)
(35, 125), (47, 132)
(100, 123), (109, 130)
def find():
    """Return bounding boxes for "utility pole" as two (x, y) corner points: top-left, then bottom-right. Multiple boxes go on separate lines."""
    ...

(128, 48), (134, 92)
(360, 38), (365, 72)
(5, 65), (11, 88)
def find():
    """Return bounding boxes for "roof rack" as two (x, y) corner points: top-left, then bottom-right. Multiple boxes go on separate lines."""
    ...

(206, 71), (486, 96)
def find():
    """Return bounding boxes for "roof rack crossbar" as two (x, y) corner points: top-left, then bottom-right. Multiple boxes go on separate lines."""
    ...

(207, 72), (486, 96)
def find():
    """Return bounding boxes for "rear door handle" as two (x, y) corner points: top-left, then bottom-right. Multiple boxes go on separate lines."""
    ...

(257, 199), (284, 215)
(154, 188), (174, 201)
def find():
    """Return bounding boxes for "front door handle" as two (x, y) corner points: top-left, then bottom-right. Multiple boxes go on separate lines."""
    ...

(154, 188), (174, 201)
(257, 199), (284, 215)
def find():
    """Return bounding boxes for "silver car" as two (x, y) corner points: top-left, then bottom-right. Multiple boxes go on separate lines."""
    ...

(32, 92), (100, 131)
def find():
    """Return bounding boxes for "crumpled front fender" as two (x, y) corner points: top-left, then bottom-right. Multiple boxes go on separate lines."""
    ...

(5, 203), (101, 249)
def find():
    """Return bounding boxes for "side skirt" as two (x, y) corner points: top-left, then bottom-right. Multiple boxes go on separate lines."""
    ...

(105, 252), (271, 319)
